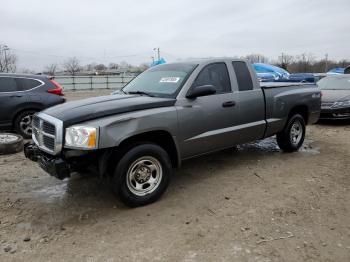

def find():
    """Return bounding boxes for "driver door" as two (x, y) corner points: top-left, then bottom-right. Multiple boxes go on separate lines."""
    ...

(176, 62), (240, 158)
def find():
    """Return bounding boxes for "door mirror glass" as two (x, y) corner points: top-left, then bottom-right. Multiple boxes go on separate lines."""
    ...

(186, 85), (216, 98)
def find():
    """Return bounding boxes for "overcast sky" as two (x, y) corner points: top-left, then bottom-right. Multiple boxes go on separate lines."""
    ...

(1, 0), (349, 71)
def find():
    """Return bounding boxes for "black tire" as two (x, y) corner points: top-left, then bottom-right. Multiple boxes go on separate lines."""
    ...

(112, 143), (172, 207)
(14, 110), (37, 139)
(277, 114), (306, 152)
(0, 133), (24, 155)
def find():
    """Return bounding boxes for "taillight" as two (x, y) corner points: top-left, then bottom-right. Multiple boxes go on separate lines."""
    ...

(48, 79), (64, 96)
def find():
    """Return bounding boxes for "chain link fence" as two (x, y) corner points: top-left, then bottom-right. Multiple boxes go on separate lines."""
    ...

(54, 75), (135, 90)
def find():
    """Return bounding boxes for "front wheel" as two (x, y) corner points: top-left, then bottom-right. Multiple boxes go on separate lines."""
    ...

(277, 114), (306, 152)
(112, 143), (172, 207)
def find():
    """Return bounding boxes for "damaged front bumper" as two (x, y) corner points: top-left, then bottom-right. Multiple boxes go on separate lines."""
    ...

(24, 142), (71, 180)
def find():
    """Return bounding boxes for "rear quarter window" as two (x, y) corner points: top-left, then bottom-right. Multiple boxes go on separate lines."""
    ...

(0, 77), (18, 92)
(15, 78), (42, 91)
(232, 61), (254, 91)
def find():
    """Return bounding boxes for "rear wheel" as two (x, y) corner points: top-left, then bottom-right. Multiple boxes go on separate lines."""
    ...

(277, 114), (306, 152)
(14, 110), (36, 139)
(112, 143), (172, 207)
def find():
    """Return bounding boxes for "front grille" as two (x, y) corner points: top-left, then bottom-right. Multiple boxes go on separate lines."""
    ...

(32, 113), (63, 155)
(43, 136), (55, 149)
(43, 122), (56, 135)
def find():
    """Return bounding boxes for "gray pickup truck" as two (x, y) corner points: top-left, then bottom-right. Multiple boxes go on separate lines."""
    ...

(24, 58), (321, 207)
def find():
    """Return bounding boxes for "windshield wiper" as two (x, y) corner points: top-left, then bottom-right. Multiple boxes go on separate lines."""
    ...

(127, 91), (155, 97)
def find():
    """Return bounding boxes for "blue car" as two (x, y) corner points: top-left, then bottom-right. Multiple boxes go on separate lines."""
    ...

(327, 67), (345, 75)
(287, 73), (315, 83)
(253, 63), (290, 81)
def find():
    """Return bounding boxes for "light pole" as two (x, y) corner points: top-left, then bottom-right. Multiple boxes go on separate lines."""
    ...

(153, 48), (160, 61)
(1, 45), (10, 73)
(3, 45), (9, 60)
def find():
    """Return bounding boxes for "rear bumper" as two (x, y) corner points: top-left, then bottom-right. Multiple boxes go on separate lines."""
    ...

(320, 107), (350, 120)
(24, 142), (71, 180)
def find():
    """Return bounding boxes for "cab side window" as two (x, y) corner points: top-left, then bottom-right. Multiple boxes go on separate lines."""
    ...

(0, 77), (18, 92)
(192, 63), (231, 94)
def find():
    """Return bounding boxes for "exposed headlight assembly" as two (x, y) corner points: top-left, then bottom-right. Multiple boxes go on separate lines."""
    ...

(332, 100), (350, 108)
(65, 126), (98, 149)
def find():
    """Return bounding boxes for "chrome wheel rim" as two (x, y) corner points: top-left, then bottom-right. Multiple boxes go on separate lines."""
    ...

(19, 114), (33, 136)
(126, 156), (162, 196)
(290, 120), (303, 145)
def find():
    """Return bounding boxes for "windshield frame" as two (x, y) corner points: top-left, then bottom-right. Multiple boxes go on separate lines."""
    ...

(121, 63), (198, 98)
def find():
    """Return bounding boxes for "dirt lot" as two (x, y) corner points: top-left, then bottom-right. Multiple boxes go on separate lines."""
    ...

(0, 90), (349, 262)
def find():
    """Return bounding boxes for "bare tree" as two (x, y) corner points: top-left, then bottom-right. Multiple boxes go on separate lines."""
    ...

(108, 63), (119, 70)
(63, 57), (81, 76)
(296, 53), (315, 72)
(94, 64), (107, 71)
(338, 59), (349, 68)
(0, 45), (17, 72)
(244, 53), (269, 64)
(278, 53), (294, 70)
(138, 63), (150, 72)
(45, 63), (58, 76)
(18, 68), (35, 74)
(84, 62), (97, 72)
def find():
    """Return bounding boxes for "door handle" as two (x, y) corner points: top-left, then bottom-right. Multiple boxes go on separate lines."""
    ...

(10, 94), (22, 98)
(222, 101), (236, 107)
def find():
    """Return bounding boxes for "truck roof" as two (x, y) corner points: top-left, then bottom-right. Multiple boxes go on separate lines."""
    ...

(168, 58), (248, 66)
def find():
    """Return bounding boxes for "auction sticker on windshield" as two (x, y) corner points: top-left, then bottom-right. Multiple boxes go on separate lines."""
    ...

(159, 77), (180, 83)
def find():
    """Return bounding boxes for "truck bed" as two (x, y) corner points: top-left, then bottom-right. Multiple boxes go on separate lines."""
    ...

(261, 82), (320, 137)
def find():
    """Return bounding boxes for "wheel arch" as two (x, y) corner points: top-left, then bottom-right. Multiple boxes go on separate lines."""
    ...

(288, 104), (309, 124)
(104, 130), (181, 177)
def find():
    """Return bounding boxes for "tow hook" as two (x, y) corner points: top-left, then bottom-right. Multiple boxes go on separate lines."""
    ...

(24, 142), (40, 161)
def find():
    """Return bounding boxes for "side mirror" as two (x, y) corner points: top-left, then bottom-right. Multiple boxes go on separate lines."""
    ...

(186, 85), (216, 99)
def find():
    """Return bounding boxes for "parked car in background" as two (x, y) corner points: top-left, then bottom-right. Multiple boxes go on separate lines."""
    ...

(287, 73), (315, 83)
(272, 73), (327, 84)
(0, 74), (65, 138)
(255, 72), (277, 82)
(327, 67), (345, 75)
(253, 63), (290, 81)
(345, 66), (350, 74)
(318, 75), (350, 119)
(313, 73), (327, 82)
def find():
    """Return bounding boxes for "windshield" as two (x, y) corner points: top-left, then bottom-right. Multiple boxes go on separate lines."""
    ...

(317, 76), (350, 90)
(121, 63), (197, 98)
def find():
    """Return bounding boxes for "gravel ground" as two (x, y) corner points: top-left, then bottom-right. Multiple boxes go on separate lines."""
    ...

(0, 90), (349, 262)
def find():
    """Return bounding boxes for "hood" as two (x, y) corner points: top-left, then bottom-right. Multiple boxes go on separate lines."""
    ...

(43, 94), (176, 126)
(321, 89), (350, 103)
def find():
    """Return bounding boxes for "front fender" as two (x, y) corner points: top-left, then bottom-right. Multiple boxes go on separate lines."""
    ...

(83, 107), (178, 149)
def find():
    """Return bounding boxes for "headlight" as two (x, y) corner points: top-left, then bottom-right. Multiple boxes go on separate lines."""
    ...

(65, 126), (98, 149)
(332, 100), (350, 108)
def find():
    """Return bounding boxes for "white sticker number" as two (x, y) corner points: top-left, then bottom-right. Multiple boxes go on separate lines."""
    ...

(159, 77), (180, 83)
